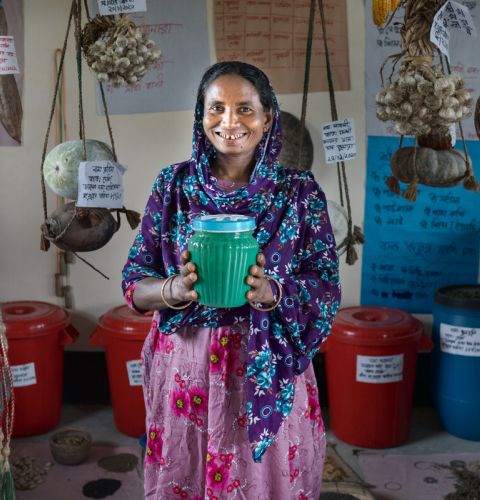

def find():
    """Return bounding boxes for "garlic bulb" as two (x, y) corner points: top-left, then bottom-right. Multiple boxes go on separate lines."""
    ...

(82, 14), (161, 88)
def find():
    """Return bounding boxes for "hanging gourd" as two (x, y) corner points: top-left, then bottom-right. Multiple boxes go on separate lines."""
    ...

(81, 13), (161, 87)
(43, 139), (114, 200)
(39, 0), (140, 273)
(278, 111), (313, 171)
(374, 0), (478, 201)
(41, 203), (118, 252)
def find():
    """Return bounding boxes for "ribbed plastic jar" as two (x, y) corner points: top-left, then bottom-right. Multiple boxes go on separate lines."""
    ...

(189, 214), (258, 308)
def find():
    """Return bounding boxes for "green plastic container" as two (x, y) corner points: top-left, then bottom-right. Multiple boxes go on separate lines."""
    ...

(189, 215), (258, 308)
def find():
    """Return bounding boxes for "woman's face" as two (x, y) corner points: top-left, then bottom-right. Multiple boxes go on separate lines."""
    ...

(202, 74), (272, 163)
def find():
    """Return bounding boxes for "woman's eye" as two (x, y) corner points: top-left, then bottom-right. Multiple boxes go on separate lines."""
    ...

(210, 105), (223, 112)
(239, 107), (252, 113)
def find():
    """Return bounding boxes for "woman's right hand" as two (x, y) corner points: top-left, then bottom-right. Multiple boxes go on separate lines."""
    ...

(171, 250), (199, 303)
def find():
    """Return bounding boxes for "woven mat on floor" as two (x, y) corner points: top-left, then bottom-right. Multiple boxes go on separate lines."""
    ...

(321, 443), (375, 499)
(358, 452), (480, 500)
(10, 441), (143, 500)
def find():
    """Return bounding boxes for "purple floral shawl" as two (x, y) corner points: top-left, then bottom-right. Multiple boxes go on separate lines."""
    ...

(122, 89), (341, 462)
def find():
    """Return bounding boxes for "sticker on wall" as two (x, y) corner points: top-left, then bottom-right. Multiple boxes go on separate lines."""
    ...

(11, 362), (37, 387)
(126, 360), (142, 386)
(440, 323), (480, 356)
(356, 354), (404, 384)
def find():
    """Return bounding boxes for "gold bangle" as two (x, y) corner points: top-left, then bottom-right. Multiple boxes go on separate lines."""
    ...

(249, 276), (283, 312)
(160, 275), (193, 311)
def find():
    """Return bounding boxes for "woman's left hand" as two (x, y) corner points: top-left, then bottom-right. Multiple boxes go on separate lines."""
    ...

(246, 253), (275, 305)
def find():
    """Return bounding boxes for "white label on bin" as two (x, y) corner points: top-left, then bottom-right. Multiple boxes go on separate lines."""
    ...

(356, 354), (404, 383)
(126, 360), (143, 386)
(11, 363), (37, 388)
(440, 323), (480, 356)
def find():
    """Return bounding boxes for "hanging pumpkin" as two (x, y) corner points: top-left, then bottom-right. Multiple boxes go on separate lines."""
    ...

(43, 140), (114, 200)
(41, 202), (118, 252)
(389, 146), (471, 188)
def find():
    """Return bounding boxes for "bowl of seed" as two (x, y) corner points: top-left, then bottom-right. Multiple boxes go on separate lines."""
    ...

(49, 429), (92, 465)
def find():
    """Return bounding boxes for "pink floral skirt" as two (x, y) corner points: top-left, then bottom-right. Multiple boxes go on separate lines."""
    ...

(142, 317), (326, 499)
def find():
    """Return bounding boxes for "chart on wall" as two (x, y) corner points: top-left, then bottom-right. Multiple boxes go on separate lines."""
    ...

(361, 0), (480, 313)
(93, 0), (211, 114)
(0, 0), (23, 146)
(213, 0), (350, 94)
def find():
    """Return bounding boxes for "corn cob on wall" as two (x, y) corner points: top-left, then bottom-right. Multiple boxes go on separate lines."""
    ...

(372, 0), (401, 26)
(0, 3), (23, 144)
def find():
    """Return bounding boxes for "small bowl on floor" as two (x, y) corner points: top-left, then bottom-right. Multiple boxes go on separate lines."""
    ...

(49, 429), (92, 465)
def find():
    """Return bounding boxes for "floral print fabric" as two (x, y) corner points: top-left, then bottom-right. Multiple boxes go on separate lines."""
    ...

(140, 315), (327, 499)
(121, 88), (341, 459)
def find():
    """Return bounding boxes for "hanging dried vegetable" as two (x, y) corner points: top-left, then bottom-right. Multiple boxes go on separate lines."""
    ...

(374, 0), (478, 201)
(0, 4), (22, 143)
(81, 14), (161, 87)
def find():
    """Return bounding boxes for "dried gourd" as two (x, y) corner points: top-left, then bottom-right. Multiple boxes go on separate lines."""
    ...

(81, 14), (161, 87)
(41, 202), (118, 252)
(475, 96), (480, 140)
(0, 5), (22, 143)
(390, 147), (470, 187)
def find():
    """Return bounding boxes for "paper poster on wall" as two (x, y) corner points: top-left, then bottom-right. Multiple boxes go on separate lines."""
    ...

(93, 0), (211, 114)
(213, 0), (350, 94)
(361, 136), (480, 313)
(0, 0), (23, 146)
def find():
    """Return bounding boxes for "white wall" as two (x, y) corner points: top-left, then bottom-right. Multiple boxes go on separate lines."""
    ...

(0, 0), (366, 350)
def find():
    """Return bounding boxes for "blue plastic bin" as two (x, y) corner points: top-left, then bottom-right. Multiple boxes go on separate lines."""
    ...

(432, 284), (480, 440)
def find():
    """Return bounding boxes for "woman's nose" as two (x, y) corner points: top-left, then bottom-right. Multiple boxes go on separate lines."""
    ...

(222, 108), (239, 127)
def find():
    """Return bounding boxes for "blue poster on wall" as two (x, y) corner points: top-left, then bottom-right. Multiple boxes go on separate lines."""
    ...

(361, 136), (480, 313)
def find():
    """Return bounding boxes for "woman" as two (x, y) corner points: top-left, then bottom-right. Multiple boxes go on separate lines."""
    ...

(122, 61), (341, 499)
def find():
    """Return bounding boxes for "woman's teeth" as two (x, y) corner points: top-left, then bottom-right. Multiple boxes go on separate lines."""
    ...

(218, 132), (245, 140)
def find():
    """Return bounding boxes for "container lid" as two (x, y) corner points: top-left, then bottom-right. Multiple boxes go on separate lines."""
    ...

(435, 284), (480, 311)
(329, 306), (423, 346)
(2, 301), (71, 339)
(95, 305), (152, 340)
(192, 214), (255, 233)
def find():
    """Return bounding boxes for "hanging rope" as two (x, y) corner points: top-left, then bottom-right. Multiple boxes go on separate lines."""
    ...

(317, 0), (364, 264)
(297, 0), (316, 169)
(0, 310), (15, 500)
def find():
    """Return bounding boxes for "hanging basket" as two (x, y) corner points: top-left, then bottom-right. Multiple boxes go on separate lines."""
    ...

(327, 200), (348, 254)
(278, 111), (313, 171)
(41, 202), (118, 252)
(475, 96), (480, 140)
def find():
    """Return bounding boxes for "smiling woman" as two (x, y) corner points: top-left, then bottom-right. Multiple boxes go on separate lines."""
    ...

(121, 61), (341, 499)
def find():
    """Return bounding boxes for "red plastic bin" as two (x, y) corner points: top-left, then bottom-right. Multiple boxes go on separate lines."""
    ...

(90, 305), (151, 437)
(322, 306), (433, 448)
(2, 301), (78, 436)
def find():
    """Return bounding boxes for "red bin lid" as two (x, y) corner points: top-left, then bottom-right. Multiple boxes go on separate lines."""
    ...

(2, 301), (71, 339)
(94, 305), (152, 341)
(330, 306), (423, 346)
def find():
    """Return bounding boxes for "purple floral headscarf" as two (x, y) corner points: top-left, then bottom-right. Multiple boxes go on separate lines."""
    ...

(122, 83), (341, 462)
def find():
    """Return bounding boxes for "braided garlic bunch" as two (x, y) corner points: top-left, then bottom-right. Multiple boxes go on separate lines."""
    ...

(375, 61), (472, 136)
(82, 15), (161, 87)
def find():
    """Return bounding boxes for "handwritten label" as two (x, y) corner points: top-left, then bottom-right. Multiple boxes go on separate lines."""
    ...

(430, 1), (477, 59)
(76, 161), (126, 209)
(322, 118), (356, 164)
(0, 36), (20, 75)
(98, 0), (146, 15)
(440, 323), (480, 356)
(126, 360), (143, 386)
(356, 354), (404, 383)
(11, 363), (37, 388)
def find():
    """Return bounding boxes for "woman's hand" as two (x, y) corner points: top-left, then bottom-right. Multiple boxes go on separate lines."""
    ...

(172, 250), (199, 302)
(246, 253), (275, 305)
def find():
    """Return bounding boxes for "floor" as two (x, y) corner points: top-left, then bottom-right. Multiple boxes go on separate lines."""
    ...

(10, 403), (480, 499)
